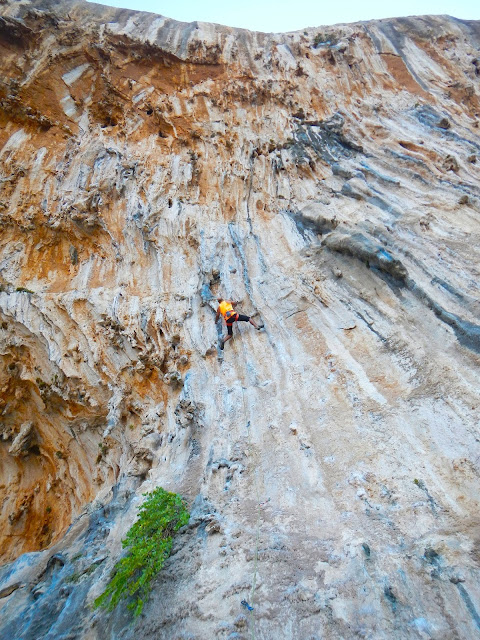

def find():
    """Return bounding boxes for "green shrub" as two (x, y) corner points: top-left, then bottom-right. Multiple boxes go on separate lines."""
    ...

(313, 32), (339, 48)
(94, 487), (189, 617)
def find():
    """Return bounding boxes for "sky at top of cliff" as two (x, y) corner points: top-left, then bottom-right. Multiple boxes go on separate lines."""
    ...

(87, 0), (479, 31)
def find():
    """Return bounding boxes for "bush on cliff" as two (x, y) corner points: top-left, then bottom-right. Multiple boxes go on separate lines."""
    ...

(94, 487), (189, 617)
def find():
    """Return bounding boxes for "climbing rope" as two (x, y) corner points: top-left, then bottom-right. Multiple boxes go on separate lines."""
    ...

(237, 332), (262, 640)
(249, 474), (261, 640)
(216, 290), (264, 638)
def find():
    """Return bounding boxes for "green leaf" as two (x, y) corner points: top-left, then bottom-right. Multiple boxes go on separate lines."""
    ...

(93, 487), (189, 617)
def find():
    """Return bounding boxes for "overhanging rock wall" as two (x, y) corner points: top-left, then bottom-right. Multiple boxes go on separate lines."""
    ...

(0, 1), (479, 638)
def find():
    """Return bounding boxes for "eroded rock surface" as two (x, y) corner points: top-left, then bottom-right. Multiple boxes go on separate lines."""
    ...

(0, 1), (479, 638)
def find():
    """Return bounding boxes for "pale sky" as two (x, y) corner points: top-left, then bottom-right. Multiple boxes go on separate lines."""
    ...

(88, 0), (479, 32)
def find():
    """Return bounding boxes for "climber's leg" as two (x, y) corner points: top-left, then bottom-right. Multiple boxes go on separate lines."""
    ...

(236, 314), (261, 330)
(221, 323), (234, 349)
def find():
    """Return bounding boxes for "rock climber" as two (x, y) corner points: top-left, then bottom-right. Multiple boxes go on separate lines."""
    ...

(215, 298), (260, 349)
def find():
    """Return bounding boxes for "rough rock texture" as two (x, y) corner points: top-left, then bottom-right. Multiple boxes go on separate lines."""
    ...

(0, 1), (480, 638)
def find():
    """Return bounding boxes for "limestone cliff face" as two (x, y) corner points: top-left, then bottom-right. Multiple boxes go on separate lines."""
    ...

(0, 1), (480, 638)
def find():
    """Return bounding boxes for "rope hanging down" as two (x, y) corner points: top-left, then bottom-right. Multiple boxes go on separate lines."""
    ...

(238, 334), (262, 640)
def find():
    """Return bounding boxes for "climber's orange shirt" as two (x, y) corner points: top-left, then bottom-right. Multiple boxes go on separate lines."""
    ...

(218, 300), (234, 318)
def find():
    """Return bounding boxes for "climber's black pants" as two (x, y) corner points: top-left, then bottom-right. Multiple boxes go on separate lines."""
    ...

(227, 314), (250, 335)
